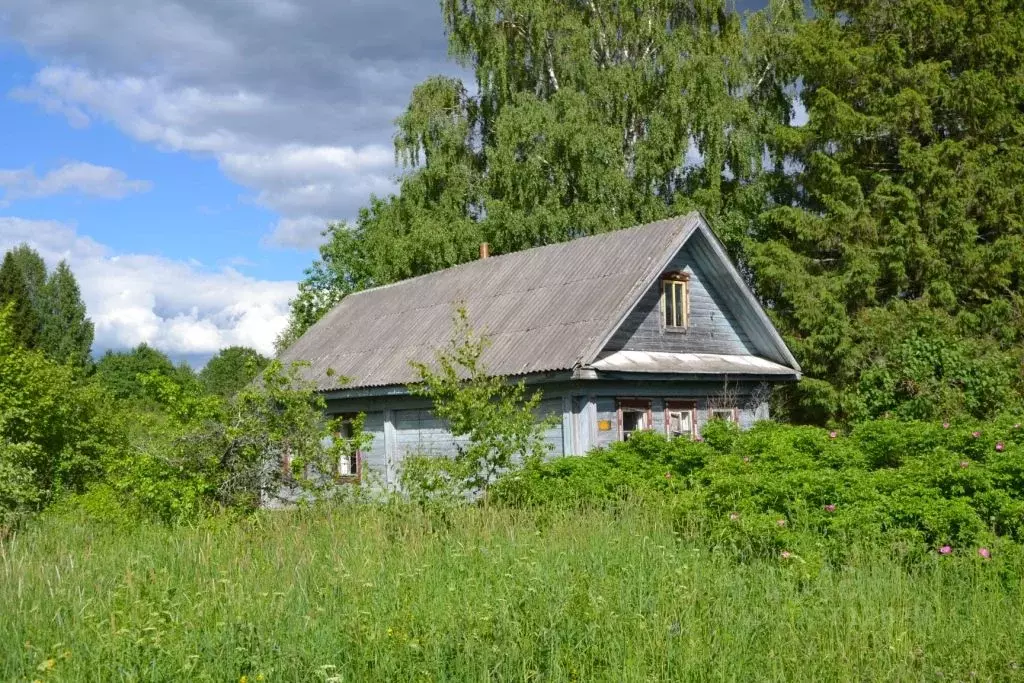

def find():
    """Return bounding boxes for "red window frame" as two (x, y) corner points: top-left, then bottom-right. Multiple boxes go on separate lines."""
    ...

(664, 400), (698, 440)
(617, 399), (653, 441)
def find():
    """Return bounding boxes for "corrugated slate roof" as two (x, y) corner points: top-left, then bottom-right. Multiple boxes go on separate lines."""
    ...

(280, 214), (702, 391)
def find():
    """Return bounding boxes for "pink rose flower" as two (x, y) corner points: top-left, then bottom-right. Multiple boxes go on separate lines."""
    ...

(978, 547), (991, 560)
(972, 431), (981, 438)
(939, 545), (952, 555)
(996, 442), (1005, 452)
(824, 504), (836, 513)
(942, 422), (951, 429)
(829, 431), (838, 439)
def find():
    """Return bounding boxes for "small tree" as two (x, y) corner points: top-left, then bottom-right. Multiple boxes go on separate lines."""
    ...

(408, 307), (552, 503)
(199, 346), (270, 399)
(128, 360), (372, 516)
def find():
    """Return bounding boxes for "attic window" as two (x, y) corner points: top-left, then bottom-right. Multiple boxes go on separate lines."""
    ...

(661, 272), (690, 329)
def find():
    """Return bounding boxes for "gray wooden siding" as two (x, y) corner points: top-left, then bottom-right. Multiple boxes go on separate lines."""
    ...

(534, 397), (565, 459)
(603, 241), (760, 356)
(359, 411), (387, 478)
(365, 397), (570, 482)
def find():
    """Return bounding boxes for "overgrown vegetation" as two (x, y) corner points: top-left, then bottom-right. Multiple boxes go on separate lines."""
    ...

(0, 245), (367, 530)
(3, 0), (1024, 674)
(494, 418), (1024, 566)
(4, 504), (1024, 681)
(403, 308), (553, 504)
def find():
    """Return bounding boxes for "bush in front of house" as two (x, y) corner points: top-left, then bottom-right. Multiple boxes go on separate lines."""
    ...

(491, 417), (1024, 560)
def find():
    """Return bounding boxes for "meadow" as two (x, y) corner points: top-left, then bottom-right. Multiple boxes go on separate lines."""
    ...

(3, 503), (1024, 682)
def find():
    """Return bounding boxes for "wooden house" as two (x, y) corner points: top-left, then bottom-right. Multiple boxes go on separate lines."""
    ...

(279, 212), (801, 487)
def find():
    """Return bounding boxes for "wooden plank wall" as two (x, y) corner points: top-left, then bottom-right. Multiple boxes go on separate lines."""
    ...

(603, 240), (760, 356)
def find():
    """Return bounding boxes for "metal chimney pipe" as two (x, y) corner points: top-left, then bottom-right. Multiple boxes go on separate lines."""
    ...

(479, 242), (490, 259)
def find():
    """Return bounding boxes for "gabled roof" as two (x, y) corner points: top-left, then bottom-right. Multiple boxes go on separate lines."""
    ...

(279, 212), (800, 392)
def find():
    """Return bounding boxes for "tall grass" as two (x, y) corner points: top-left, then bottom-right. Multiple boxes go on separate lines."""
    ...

(3, 504), (1024, 681)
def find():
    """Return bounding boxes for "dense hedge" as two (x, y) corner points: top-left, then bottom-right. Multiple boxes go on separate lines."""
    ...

(492, 418), (1024, 562)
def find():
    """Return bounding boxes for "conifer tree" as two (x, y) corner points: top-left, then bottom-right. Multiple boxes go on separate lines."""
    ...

(751, 0), (1024, 422)
(39, 261), (94, 368)
(0, 249), (44, 350)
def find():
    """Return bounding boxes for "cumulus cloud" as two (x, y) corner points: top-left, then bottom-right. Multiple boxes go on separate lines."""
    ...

(4, 0), (463, 249)
(0, 162), (152, 204)
(0, 217), (295, 358)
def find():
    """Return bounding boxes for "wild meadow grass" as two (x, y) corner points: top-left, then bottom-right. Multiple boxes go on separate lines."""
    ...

(3, 503), (1024, 682)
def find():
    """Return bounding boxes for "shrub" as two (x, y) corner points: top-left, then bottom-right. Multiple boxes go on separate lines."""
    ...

(492, 417), (1024, 559)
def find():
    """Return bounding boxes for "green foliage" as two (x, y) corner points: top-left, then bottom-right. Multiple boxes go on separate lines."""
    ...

(93, 343), (191, 403)
(494, 417), (1024, 562)
(96, 360), (372, 523)
(0, 247), (94, 367)
(38, 260), (94, 368)
(407, 308), (552, 501)
(0, 310), (127, 528)
(753, 0), (1024, 422)
(5, 504), (1024, 680)
(0, 247), (45, 350)
(198, 346), (270, 399)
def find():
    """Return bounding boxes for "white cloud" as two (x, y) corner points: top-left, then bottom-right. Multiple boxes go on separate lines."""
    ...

(3, 0), (463, 249)
(267, 216), (332, 250)
(0, 217), (295, 357)
(0, 162), (153, 203)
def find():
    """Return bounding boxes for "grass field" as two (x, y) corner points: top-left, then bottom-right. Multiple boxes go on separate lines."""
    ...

(3, 504), (1024, 682)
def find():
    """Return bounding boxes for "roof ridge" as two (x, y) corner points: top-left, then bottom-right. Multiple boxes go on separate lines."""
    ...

(343, 215), (697, 300)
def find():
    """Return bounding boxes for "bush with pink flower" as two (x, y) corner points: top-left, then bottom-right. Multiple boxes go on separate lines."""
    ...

(492, 416), (1024, 559)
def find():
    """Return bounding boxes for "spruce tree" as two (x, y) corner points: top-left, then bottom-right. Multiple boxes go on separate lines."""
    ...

(40, 261), (94, 368)
(752, 0), (1024, 422)
(0, 249), (43, 350)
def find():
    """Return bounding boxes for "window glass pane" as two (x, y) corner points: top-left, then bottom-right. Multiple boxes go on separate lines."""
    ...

(668, 410), (693, 438)
(621, 408), (649, 440)
(663, 284), (672, 327)
(674, 284), (684, 327)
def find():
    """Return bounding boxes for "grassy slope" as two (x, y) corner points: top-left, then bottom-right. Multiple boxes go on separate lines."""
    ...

(2, 505), (1023, 682)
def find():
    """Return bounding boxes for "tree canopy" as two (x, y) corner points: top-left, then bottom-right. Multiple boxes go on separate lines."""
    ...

(0, 245), (94, 368)
(282, 0), (1024, 424)
(199, 346), (271, 399)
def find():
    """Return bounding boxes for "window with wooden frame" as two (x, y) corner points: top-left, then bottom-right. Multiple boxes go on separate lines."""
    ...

(710, 408), (739, 424)
(661, 271), (690, 330)
(665, 400), (697, 440)
(280, 441), (309, 483)
(334, 413), (362, 482)
(617, 399), (653, 441)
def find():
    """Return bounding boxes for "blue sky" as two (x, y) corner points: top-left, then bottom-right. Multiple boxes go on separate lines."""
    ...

(1, 45), (303, 282)
(0, 0), (455, 361)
